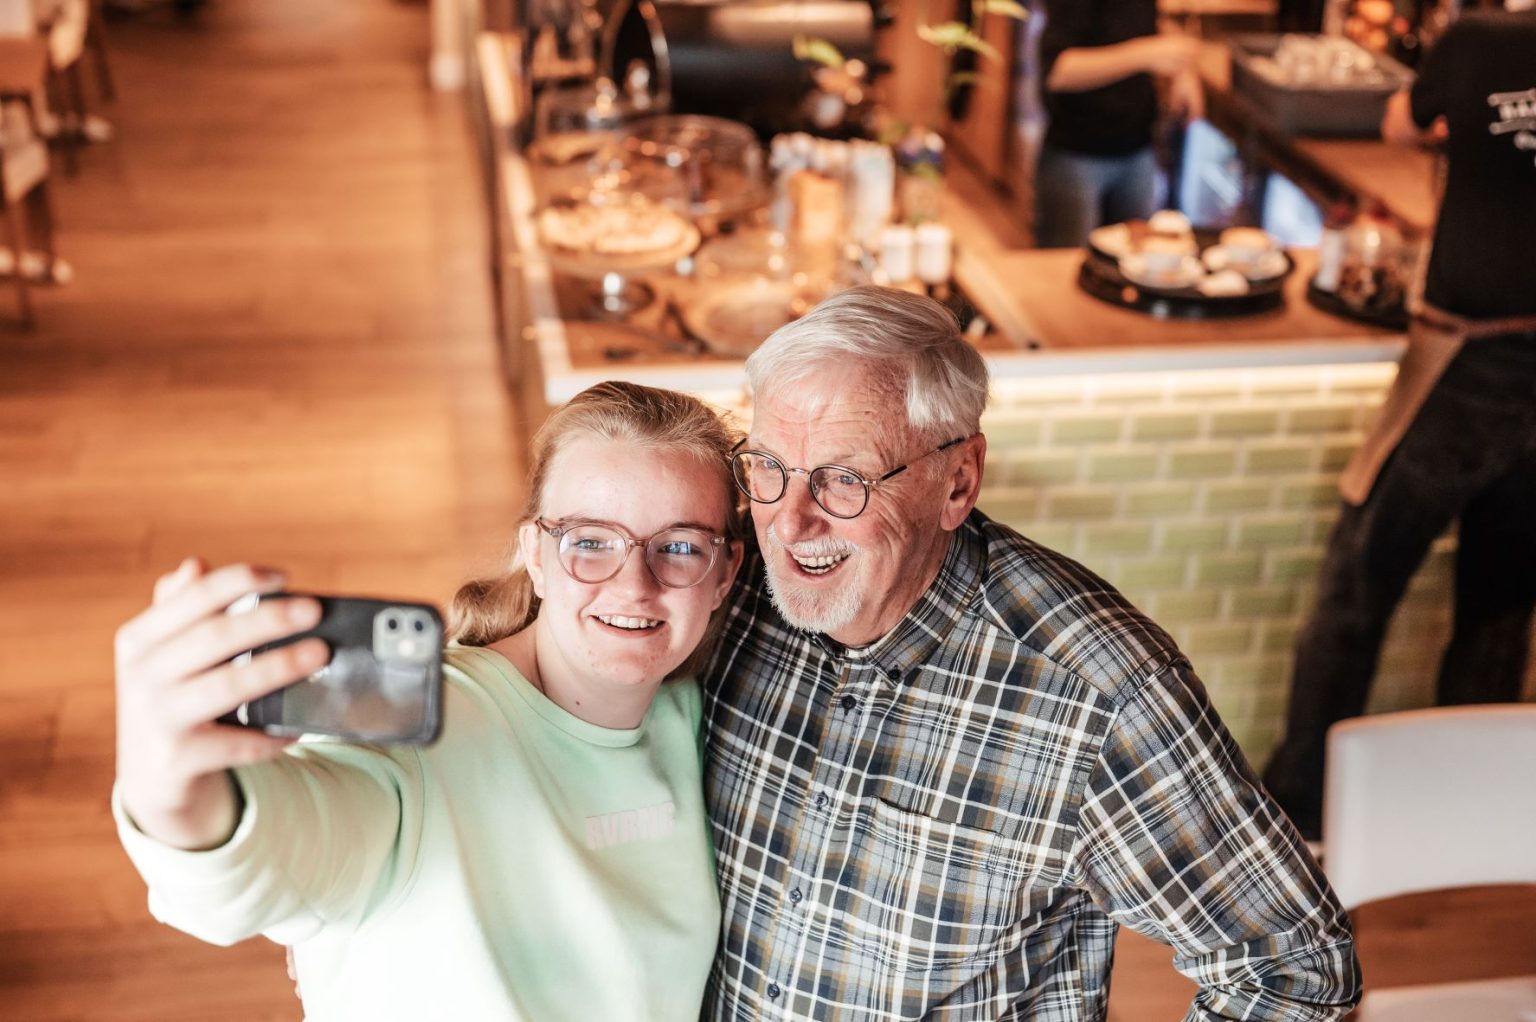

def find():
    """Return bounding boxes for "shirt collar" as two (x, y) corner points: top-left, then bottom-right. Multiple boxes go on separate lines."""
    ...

(810, 517), (985, 683)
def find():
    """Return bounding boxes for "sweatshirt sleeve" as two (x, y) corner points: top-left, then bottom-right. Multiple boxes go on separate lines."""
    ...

(113, 740), (428, 948)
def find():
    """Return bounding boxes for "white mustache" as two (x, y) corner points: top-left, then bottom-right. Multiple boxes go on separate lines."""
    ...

(765, 524), (858, 560)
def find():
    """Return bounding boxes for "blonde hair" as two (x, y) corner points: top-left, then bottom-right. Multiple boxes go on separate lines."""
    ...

(448, 381), (744, 678)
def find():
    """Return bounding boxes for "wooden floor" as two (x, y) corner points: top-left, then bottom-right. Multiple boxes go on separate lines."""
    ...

(0, 4), (1352, 1020)
(0, 2), (523, 1018)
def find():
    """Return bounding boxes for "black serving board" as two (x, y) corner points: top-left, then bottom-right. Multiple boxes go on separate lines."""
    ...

(1078, 228), (1293, 320)
(1305, 279), (1409, 330)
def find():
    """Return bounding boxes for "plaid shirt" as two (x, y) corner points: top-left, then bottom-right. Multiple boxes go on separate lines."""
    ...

(701, 510), (1360, 1021)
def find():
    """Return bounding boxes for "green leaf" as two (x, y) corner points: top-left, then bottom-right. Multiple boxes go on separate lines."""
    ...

(955, 30), (1000, 61)
(915, 21), (972, 49)
(979, 0), (1029, 20)
(917, 22), (1000, 61)
(792, 34), (845, 68)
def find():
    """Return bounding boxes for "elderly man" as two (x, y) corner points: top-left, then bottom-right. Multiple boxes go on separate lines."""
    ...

(701, 286), (1360, 1020)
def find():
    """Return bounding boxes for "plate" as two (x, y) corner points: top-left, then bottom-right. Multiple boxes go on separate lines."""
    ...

(538, 199), (701, 278)
(1202, 245), (1289, 281)
(1197, 269), (1252, 297)
(1089, 221), (1197, 262)
(527, 129), (619, 166)
(693, 228), (838, 282)
(676, 279), (810, 357)
(1119, 254), (1205, 290)
(1087, 223), (1134, 260)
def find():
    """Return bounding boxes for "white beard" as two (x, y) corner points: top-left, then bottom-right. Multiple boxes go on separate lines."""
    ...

(762, 526), (863, 635)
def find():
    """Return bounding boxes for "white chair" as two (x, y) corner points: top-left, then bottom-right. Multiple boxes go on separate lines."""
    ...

(1346, 976), (1536, 1022)
(1323, 705), (1536, 1022)
(1323, 703), (1536, 910)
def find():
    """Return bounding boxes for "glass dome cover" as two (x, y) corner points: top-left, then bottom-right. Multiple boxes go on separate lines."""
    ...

(619, 115), (770, 228)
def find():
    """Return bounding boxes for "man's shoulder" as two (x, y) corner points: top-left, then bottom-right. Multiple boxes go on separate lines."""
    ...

(965, 511), (1182, 701)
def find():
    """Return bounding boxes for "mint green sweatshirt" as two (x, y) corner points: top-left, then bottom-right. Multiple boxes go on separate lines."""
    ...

(114, 646), (721, 1021)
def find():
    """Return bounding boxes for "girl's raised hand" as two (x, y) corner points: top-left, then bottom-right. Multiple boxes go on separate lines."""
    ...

(115, 559), (329, 849)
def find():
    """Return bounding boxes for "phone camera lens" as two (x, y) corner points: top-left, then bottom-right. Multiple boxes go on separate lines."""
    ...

(412, 618), (426, 633)
(386, 615), (400, 632)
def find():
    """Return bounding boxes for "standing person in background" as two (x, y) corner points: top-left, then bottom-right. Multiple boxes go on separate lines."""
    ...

(1034, 0), (1204, 247)
(114, 381), (744, 1020)
(702, 285), (1360, 1020)
(1263, 0), (1536, 841)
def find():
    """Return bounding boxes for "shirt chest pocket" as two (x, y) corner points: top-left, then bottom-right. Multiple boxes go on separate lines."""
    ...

(835, 798), (1046, 973)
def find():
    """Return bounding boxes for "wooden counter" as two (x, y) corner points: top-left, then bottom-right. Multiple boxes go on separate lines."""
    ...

(531, 218), (1407, 401)
(941, 176), (1405, 376)
(475, 30), (1407, 407)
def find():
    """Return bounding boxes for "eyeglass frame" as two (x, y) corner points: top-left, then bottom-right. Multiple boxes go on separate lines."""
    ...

(533, 517), (730, 589)
(728, 434), (973, 520)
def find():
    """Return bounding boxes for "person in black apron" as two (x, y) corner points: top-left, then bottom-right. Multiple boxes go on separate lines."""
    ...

(1262, 1), (1536, 842)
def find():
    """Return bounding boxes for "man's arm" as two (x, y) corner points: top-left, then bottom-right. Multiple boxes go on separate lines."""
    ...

(1069, 654), (1361, 1020)
(1047, 34), (1202, 93)
(1390, 14), (1462, 146)
(1381, 89), (1445, 146)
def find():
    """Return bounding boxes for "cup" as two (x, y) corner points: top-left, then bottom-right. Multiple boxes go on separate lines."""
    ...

(1139, 236), (1190, 278)
(1219, 226), (1274, 272)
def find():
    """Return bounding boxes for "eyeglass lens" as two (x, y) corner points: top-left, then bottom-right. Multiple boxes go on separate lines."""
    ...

(554, 522), (718, 588)
(731, 452), (869, 518)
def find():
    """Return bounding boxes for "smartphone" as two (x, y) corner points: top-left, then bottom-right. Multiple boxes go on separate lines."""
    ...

(220, 593), (444, 744)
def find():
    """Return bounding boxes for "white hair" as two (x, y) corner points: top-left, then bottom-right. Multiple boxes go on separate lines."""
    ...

(745, 285), (990, 440)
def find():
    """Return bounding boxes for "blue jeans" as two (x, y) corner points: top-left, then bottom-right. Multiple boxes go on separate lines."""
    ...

(1032, 144), (1158, 248)
(1262, 331), (1536, 839)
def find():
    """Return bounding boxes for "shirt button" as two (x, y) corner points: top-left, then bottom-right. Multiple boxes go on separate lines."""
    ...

(814, 791), (829, 809)
(840, 694), (857, 712)
(789, 887), (803, 904)
(767, 983), (781, 999)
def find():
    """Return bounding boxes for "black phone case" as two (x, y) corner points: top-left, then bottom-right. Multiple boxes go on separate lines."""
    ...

(223, 594), (444, 745)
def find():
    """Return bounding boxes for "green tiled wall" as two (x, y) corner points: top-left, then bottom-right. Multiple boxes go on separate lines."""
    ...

(977, 362), (1460, 762)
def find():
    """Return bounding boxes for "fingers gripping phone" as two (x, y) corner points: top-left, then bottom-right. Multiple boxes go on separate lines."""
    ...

(221, 594), (444, 744)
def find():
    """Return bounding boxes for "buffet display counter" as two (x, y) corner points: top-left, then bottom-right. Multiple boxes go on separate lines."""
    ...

(473, 30), (1471, 760)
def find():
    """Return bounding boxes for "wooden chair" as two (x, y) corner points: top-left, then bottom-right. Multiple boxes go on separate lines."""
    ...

(87, 0), (113, 101)
(0, 1), (111, 175)
(0, 34), (59, 326)
(1323, 705), (1536, 1020)
(40, 0), (102, 174)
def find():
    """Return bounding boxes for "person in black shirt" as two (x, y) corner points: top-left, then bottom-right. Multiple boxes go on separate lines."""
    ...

(1033, 0), (1203, 247)
(1263, 2), (1536, 841)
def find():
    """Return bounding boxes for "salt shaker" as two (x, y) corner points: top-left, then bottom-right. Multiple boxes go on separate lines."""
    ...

(847, 141), (895, 250)
(879, 224), (916, 284)
(914, 222), (953, 286)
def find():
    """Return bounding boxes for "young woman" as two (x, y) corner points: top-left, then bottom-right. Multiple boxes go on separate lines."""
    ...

(113, 381), (744, 1020)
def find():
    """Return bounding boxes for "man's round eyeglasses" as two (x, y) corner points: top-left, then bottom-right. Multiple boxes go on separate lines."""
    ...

(536, 519), (727, 589)
(729, 435), (970, 520)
